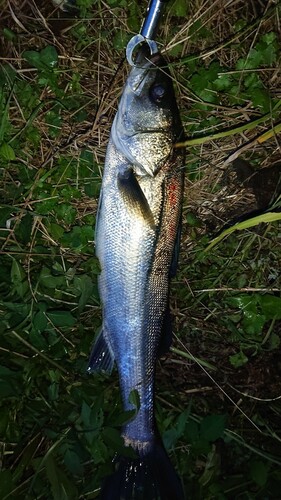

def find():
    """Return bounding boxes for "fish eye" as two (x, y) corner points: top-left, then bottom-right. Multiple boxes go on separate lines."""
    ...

(149, 84), (167, 104)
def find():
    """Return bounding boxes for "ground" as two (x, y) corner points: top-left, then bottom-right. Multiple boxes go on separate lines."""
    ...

(0, 1), (281, 498)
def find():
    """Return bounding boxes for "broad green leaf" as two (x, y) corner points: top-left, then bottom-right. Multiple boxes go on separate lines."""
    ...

(23, 50), (44, 70)
(200, 414), (226, 442)
(250, 460), (268, 487)
(33, 310), (48, 332)
(0, 142), (15, 160)
(113, 31), (130, 51)
(0, 365), (23, 398)
(0, 63), (17, 86)
(0, 206), (12, 227)
(81, 400), (91, 427)
(102, 427), (126, 452)
(244, 73), (261, 89)
(260, 295), (281, 320)
(15, 212), (33, 245)
(189, 19), (212, 41)
(128, 389), (140, 411)
(175, 408), (190, 437)
(229, 351), (248, 368)
(185, 212), (201, 227)
(11, 259), (25, 283)
(185, 420), (199, 444)
(40, 46), (58, 69)
(199, 445), (221, 486)
(64, 448), (84, 475)
(29, 329), (49, 350)
(127, 2), (140, 32)
(23, 46), (58, 71)
(84, 180), (101, 197)
(3, 28), (17, 41)
(0, 89), (12, 143)
(48, 222), (64, 240)
(78, 153), (93, 178)
(74, 275), (93, 311)
(90, 437), (108, 464)
(56, 204), (77, 224)
(171, 0), (189, 17)
(242, 314), (265, 336)
(39, 266), (65, 289)
(250, 87), (271, 112)
(102, 427), (136, 458)
(61, 225), (93, 251)
(262, 32), (277, 44)
(48, 382), (59, 401)
(45, 455), (77, 499)
(213, 74), (232, 91)
(256, 35), (278, 66)
(4, 301), (30, 316)
(0, 380), (18, 398)
(163, 427), (180, 450)
(61, 186), (81, 201)
(109, 409), (137, 427)
(227, 295), (257, 311)
(47, 310), (76, 327)
(0, 470), (14, 497)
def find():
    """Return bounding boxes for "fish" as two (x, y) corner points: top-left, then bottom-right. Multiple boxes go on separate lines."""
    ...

(88, 48), (185, 500)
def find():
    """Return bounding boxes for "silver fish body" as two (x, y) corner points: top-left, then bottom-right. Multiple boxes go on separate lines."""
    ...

(89, 51), (185, 499)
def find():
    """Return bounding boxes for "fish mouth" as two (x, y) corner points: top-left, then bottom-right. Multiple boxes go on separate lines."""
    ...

(133, 43), (164, 68)
(128, 51), (166, 96)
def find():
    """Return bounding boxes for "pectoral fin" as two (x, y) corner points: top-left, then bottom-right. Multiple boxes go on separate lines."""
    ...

(117, 168), (155, 229)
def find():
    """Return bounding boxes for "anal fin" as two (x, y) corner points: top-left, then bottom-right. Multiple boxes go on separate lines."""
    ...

(87, 328), (115, 375)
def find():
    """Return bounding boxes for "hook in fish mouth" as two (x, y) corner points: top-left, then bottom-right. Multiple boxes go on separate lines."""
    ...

(126, 34), (158, 66)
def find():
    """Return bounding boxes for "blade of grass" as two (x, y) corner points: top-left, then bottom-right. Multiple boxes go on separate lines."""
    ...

(171, 346), (217, 371)
(225, 121), (281, 164)
(175, 101), (281, 148)
(206, 212), (281, 251)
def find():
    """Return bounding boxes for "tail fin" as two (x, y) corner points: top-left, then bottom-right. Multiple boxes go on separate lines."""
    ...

(101, 443), (184, 500)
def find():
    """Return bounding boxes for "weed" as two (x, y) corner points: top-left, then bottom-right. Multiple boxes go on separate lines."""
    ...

(0, 1), (281, 498)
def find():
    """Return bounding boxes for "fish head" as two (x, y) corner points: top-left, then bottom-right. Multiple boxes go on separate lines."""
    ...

(111, 50), (182, 177)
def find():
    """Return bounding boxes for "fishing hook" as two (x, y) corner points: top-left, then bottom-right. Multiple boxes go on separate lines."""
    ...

(126, 0), (169, 66)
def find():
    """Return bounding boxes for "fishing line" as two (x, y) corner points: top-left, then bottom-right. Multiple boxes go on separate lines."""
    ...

(173, 332), (262, 433)
(227, 382), (281, 403)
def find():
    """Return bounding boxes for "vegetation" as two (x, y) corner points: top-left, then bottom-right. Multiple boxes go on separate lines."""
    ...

(0, 0), (281, 498)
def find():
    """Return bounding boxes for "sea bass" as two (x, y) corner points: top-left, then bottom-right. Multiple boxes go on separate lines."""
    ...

(88, 49), (185, 499)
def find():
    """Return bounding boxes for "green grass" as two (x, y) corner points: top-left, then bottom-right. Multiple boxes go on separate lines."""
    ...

(1, 0), (281, 498)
